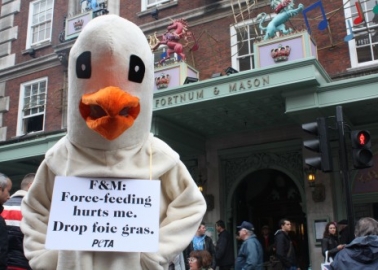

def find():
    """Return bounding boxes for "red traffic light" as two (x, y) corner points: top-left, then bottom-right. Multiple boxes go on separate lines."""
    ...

(351, 130), (373, 169)
(356, 131), (370, 146)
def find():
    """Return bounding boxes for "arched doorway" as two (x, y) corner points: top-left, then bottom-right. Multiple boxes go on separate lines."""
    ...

(233, 169), (309, 269)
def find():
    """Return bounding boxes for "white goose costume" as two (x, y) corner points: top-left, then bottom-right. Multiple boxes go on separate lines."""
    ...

(21, 15), (206, 270)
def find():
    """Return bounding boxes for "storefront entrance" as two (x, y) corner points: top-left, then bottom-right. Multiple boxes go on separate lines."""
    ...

(232, 169), (310, 269)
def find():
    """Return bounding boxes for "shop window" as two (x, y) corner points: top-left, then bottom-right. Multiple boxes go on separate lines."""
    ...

(230, 18), (264, 72)
(17, 78), (48, 136)
(26, 0), (54, 48)
(80, 0), (108, 16)
(344, 0), (378, 68)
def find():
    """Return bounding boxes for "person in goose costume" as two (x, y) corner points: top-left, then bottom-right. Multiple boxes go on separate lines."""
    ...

(21, 14), (206, 270)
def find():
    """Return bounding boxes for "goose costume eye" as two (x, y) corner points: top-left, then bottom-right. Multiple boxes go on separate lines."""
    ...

(128, 54), (145, 83)
(76, 51), (92, 79)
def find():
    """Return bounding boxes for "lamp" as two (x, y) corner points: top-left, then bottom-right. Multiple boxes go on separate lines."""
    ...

(305, 167), (325, 202)
(151, 8), (159, 20)
(196, 173), (207, 193)
(183, 77), (198, 84)
(225, 67), (238, 75)
(305, 167), (316, 187)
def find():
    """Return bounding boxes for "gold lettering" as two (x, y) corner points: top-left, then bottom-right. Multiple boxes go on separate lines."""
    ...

(229, 83), (237, 92)
(263, 76), (269, 85)
(197, 90), (203, 99)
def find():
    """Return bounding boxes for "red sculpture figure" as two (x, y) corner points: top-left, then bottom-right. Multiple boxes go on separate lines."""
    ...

(150, 19), (193, 65)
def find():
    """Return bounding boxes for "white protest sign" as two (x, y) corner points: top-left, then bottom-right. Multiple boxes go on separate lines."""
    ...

(46, 176), (160, 252)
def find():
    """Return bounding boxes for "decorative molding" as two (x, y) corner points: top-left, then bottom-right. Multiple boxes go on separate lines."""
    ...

(0, 14), (14, 31)
(0, 42), (11, 58)
(0, 54), (15, 70)
(221, 150), (305, 218)
(0, 26), (17, 44)
(0, 54), (60, 80)
(222, 150), (304, 209)
(0, 96), (9, 112)
(0, 0), (20, 17)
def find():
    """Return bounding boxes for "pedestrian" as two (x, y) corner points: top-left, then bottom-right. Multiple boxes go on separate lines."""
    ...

(235, 221), (263, 270)
(258, 225), (275, 262)
(337, 219), (353, 244)
(331, 217), (378, 270)
(184, 222), (216, 270)
(0, 173), (13, 270)
(1, 173), (34, 270)
(274, 218), (300, 270)
(188, 250), (213, 270)
(321, 221), (344, 261)
(215, 220), (234, 270)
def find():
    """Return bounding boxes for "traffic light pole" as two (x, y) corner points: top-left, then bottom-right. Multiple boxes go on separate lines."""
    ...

(336, 106), (355, 242)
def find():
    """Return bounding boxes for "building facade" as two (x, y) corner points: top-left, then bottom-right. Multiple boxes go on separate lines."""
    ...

(1, 0), (378, 268)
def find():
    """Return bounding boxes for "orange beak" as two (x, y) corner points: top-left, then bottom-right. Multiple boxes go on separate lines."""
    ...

(79, 86), (140, 140)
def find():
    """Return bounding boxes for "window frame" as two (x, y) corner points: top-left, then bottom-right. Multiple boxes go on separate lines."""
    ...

(26, 0), (54, 49)
(343, 0), (378, 68)
(230, 17), (265, 72)
(141, 0), (176, 12)
(17, 77), (48, 136)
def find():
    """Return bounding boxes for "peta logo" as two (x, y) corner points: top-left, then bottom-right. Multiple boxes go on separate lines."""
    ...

(92, 239), (114, 248)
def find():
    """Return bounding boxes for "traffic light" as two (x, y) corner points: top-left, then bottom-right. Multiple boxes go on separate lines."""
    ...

(302, 117), (333, 172)
(351, 130), (373, 169)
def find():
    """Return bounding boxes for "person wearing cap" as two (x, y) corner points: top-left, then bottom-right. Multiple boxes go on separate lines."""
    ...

(235, 221), (263, 270)
(274, 219), (300, 270)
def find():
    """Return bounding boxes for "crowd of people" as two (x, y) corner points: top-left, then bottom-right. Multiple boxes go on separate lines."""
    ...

(2, 171), (378, 270)
(322, 217), (378, 270)
(0, 172), (34, 270)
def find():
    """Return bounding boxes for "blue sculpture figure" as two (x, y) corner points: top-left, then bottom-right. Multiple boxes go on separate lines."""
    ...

(257, 0), (304, 40)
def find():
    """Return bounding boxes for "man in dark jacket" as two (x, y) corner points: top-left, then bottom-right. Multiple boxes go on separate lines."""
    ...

(215, 220), (234, 270)
(235, 221), (263, 270)
(0, 173), (13, 270)
(184, 221), (216, 270)
(274, 219), (300, 270)
(1, 173), (34, 270)
(331, 217), (378, 270)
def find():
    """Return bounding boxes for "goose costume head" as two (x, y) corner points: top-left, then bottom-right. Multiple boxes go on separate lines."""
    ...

(21, 15), (206, 270)
(68, 14), (153, 150)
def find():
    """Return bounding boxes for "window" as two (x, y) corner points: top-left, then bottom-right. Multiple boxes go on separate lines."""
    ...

(26, 0), (54, 48)
(80, 0), (108, 16)
(141, 0), (176, 11)
(17, 78), (48, 136)
(153, 46), (180, 67)
(344, 0), (378, 67)
(231, 20), (263, 72)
